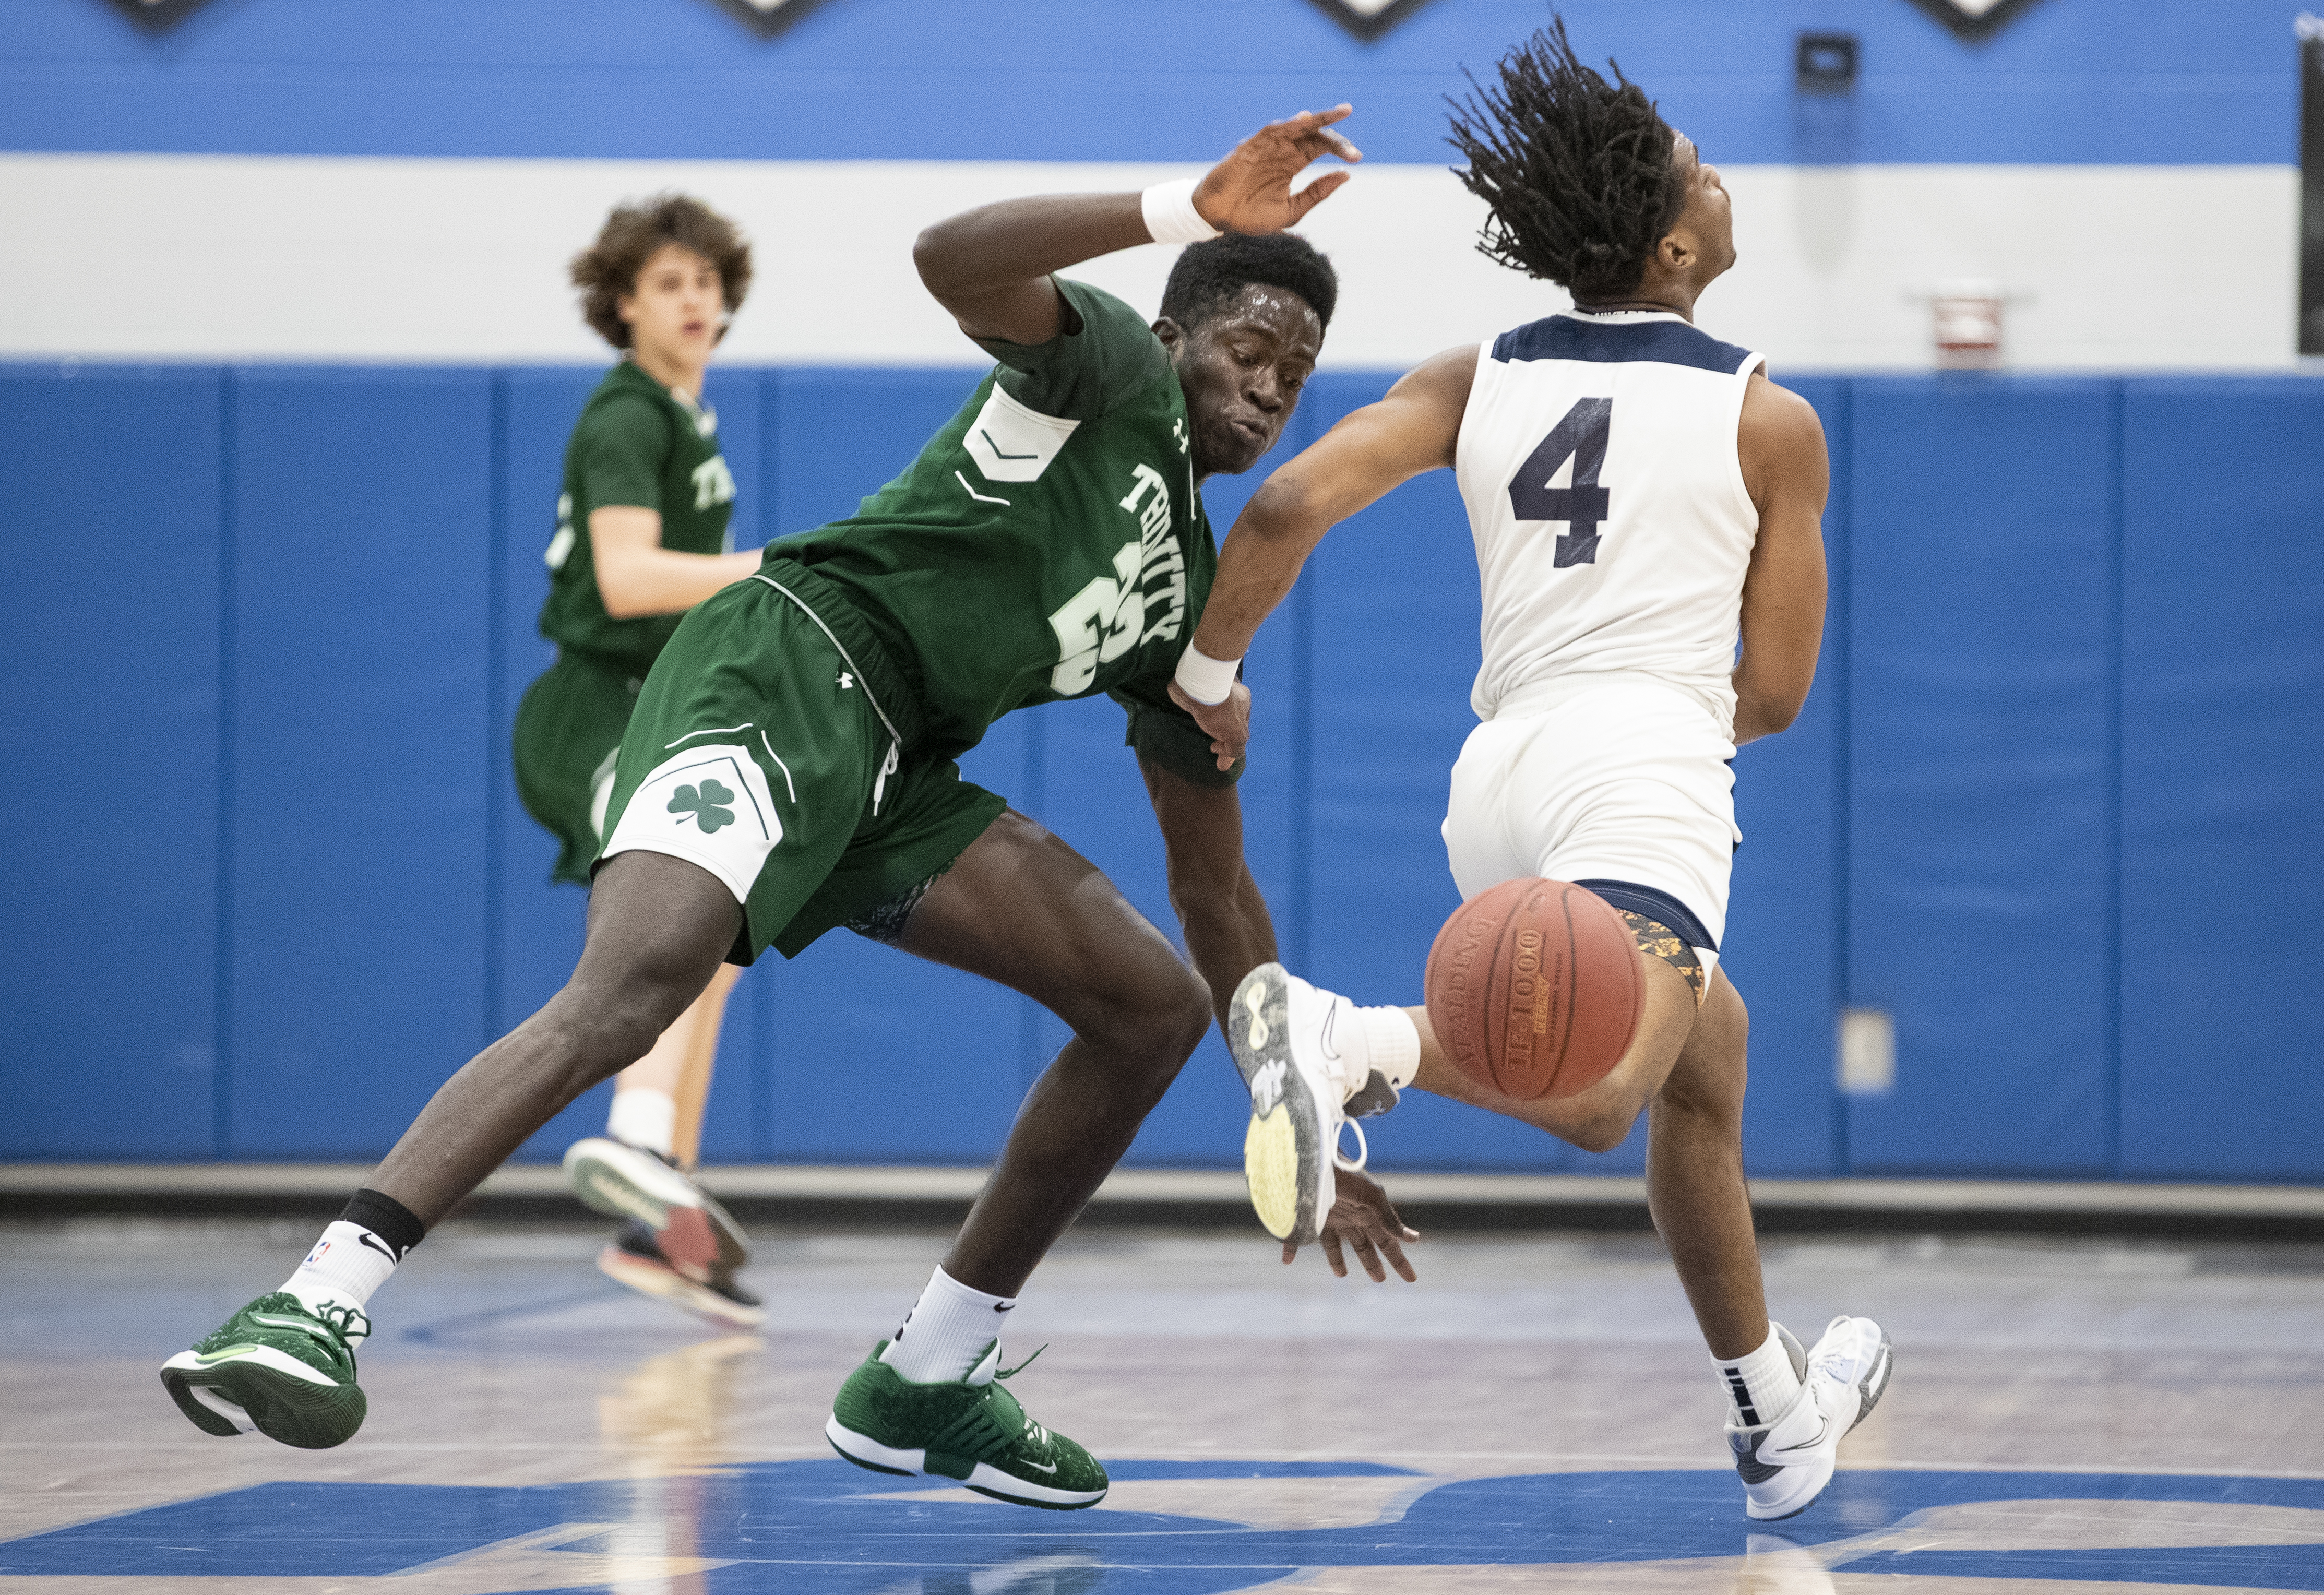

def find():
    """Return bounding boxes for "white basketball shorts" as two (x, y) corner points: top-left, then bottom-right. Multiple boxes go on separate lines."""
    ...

(1442, 675), (1741, 977)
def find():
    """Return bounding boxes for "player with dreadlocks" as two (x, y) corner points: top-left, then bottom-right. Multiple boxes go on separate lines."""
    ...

(1166, 21), (1892, 1520)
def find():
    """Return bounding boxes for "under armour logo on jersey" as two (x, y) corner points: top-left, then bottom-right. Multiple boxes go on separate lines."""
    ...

(1172, 416), (1189, 454)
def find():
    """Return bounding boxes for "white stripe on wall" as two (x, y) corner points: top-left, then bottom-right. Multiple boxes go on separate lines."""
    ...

(0, 154), (2298, 371)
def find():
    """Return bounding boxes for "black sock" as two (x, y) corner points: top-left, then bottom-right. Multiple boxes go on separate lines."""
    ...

(339, 1188), (427, 1261)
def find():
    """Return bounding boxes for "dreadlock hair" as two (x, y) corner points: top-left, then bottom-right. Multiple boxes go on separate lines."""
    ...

(1159, 232), (1339, 335)
(1446, 18), (1686, 303)
(570, 193), (753, 350)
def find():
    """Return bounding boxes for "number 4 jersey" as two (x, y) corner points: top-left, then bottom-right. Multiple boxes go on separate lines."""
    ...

(1455, 309), (1765, 727)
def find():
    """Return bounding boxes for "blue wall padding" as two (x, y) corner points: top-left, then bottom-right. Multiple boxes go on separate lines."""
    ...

(4, 0), (2293, 167)
(222, 370), (497, 1158)
(495, 371), (602, 1163)
(5, 363), (2323, 1183)
(0, 369), (224, 1157)
(768, 371), (975, 539)
(1844, 379), (2117, 1175)
(1723, 377), (1849, 1178)
(2119, 382), (2324, 1181)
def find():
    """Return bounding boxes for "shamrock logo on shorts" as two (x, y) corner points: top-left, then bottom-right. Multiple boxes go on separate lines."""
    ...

(668, 779), (737, 834)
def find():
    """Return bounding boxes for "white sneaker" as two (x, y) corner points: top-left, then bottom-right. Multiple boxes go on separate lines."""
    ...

(1729, 1315), (1893, 1521)
(1230, 963), (1364, 1246)
(562, 1137), (748, 1278)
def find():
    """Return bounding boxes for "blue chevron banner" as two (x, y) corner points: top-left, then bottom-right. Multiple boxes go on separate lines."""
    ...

(707, 0), (833, 38)
(1906, 0), (2048, 39)
(101, 0), (214, 31)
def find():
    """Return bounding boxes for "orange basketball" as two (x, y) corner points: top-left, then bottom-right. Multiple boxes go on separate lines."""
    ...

(1423, 878), (1642, 1102)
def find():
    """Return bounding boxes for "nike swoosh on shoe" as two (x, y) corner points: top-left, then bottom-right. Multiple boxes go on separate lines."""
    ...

(1766, 1415), (1833, 1459)
(192, 1343), (264, 1364)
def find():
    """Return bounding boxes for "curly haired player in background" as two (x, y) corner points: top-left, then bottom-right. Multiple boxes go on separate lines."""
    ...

(518, 195), (767, 1328)
(1171, 24), (1892, 1521)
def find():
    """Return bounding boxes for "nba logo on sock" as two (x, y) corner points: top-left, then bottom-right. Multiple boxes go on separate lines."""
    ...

(303, 1240), (330, 1267)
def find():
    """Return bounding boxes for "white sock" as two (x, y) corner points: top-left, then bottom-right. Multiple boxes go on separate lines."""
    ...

(280, 1221), (399, 1329)
(606, 1087), (676, 1157)
(1322, 996), (1423, 1100)
(1352, 1004), (1422, 1092)
(879, 1267), (1015, 1385)
(1717, 1323), (1804, 1429)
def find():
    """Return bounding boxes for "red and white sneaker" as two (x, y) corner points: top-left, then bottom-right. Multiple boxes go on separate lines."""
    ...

(1729, 1315), (1893, 1520)
(597, 1220), (765, 1331)
(562, 1137), (748, 1277)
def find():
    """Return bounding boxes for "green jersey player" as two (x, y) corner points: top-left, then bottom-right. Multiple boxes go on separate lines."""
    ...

(164, 106), (1359, 1507)
(510, 196), (765, 1327)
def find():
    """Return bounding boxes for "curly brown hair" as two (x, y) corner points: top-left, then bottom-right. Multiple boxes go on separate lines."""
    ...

(570, 193), (753, 350)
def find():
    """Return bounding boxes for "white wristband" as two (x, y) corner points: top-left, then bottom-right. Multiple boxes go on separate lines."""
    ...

(1173, 644), (1242, 707)
(1141, 177), (1222, 246)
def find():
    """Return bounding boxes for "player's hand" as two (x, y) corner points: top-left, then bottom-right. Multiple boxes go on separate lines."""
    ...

(1286, 1165), (1420, 1283)
(1193, 105), (1361, 236)
(1168, 678), (1251, 771)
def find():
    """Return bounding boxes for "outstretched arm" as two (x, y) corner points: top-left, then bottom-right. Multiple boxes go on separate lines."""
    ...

(913, 107), (1361, 348)
(1137, 756), (1276, 1033)
(1169, 344), (1479, 767)
(1140, 753), (1424, 1284)
(1731, 375), (1830, 744)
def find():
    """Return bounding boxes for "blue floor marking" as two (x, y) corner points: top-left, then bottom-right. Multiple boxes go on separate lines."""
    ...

(4, 1461), (2319, 1589)
(393, 1287), (628, 1344)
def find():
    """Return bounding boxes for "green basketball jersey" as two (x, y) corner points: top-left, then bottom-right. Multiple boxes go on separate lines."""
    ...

(771, 279), (1233, 785)
(539, 360), (739, 675)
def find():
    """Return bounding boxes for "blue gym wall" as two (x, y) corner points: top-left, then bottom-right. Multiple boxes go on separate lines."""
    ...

(4, 364), (2320, 1180)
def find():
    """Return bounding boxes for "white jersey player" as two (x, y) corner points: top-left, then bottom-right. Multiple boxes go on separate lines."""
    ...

(1169, 21), (1892, 1523)
(1447, 305), (1765, 989)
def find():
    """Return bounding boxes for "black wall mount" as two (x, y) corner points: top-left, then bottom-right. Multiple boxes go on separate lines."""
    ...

(1796, 32), (1860, 94)
(2302, 22), (2323, 355)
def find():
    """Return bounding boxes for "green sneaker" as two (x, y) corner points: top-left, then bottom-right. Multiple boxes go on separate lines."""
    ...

(825, 1340), (1107, 1510)
(159, 1292), (369, 1449)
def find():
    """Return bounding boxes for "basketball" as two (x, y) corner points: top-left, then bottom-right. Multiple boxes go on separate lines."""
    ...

(1423, 878), (1642, 1102)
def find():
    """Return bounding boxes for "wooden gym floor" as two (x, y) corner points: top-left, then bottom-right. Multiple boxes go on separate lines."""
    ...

(2, 1215), (2320, 1592)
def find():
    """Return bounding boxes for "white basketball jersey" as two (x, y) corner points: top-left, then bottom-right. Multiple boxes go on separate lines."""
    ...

(1455, 309), (1763, 724)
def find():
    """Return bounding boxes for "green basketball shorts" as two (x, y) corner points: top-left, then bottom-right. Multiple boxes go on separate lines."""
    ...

(512, 650), (640, 886)
(597, 571), (1006, 964)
